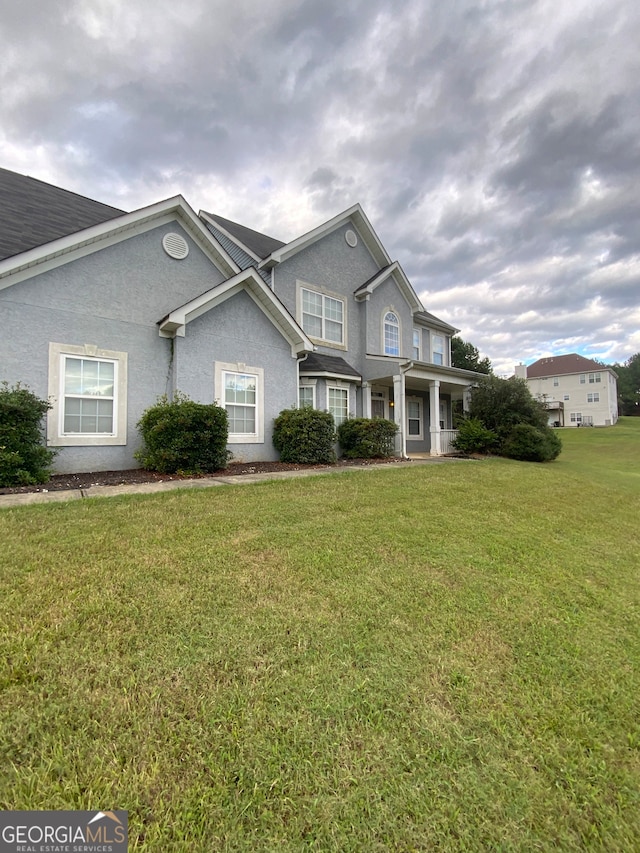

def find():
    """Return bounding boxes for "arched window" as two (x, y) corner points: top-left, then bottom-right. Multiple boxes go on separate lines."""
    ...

(384, 311), (400, 356)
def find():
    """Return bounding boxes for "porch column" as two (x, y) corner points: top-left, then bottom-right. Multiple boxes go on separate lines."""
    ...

(429, 379), (441, 456)
(463, 385), (472, 414)
(362, 382), (372, 418)
(393, 373), (407, 458)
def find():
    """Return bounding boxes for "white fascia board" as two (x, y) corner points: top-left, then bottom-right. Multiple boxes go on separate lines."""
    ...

(258, 203), (391, 270)
(299, 370), (362, 382)
(159, 269), (314, 356)
(402, 362), (480, 384)
(198, 211), (262, 264)
(0, 196), (239, 292)
(355, 261), (423, 312)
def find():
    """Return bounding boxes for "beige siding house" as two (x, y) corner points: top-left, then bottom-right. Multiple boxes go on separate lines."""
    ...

(515, 354), (618, 427)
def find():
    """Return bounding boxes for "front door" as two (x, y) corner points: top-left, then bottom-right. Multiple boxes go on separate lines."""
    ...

(371, 387), (388, 419)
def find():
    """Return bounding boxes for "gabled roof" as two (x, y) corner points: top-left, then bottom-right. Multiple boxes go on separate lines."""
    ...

(354, 261), (423, 313)
(526, 354), (611, 378)
(299, 352), (361, 380)
(0, 167), (125, 261)
(200, 211), (285, 260)
(413, 310), (458, 334)
(258, 204), (392, 271)
(158, 267), (313, 357)
(0, 195), (240, 291)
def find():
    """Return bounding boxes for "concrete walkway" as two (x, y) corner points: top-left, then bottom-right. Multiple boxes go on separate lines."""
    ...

(0, 457), (467, 509)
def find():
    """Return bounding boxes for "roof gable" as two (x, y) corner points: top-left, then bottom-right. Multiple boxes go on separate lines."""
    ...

(258, 204), (392, 271)
(0, 195), (240, 292)
(526, 353), (611, 378)
(0, 167), (124, 261)
(158, 267), (313, 357)
(354, 261), (423, 313)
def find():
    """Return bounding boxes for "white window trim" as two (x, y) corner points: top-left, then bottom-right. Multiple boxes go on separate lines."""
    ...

(570, 412), (583, 424)
(406, 396), (424, 441)
(296, 280), (347, 351)
(412, 328), (422, 361)
(327, 383), (349, 426)
(432, 334), (445, 366)
(382, 308), (401, 357)
(298, 379), (317, 408)
(47, 342), (127, 446)
(587, 392), (600, 403)
(215, 361), (264, 444)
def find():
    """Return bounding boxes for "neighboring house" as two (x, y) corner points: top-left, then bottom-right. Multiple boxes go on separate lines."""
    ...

(0, 167), (478, 473)
(515, 354), (618, 427)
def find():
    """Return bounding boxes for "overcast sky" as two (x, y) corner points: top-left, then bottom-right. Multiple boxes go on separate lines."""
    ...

(2, 0), (639, 374)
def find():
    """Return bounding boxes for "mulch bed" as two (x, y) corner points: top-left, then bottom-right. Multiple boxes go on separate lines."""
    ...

(0, 457), (412, 496)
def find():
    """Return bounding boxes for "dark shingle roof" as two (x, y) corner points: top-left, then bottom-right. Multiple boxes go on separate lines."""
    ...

(0, 167), (125, 262)
(413, 310), (457, 333)
(526, 354), (608, 378)
(201, 211), (285, 259)
(299, 352), (361, 378)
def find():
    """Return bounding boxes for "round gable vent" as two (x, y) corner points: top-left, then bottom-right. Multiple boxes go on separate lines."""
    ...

(162, 232), (189, 260)
(345, 229), (358, 247)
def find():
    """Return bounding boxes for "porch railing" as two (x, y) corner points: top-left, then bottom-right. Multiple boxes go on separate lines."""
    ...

(440, 429), (459, 455)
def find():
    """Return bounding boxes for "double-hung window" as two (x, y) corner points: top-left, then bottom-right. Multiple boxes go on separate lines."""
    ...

(63, 356), (116, 434)
(328, 386), (348, 426)
(216, 362), (264, 443)
(587, 392), (600, 403)
(406, 397), (423, 439)
(224, 372), (257, 434)
(299, 385), (316, 408)
(300, 287), (344, 345)
(589, 372), (601, 384)
(48, 343), (127, 446)
(570, 412), (582, 424)
(432, 335), (444, 365)
(412, 329), (421, 360)
(384, 312), (400, 356)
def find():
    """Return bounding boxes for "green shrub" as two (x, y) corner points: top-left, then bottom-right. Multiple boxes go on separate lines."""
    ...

(0, 382), (56, 486)
(468, 375), (549, 439)
(273, 407), (336, 464)
(337, 417), (398, 458)
(502, 423), (562, 462)
(452, 418), (499, 455)
(135, 393), (229, 474)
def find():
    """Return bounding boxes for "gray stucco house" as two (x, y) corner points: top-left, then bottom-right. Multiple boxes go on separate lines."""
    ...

(0, 167), (478, 473)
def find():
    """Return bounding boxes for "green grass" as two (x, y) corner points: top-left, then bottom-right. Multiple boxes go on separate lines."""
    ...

(1, 419), (639, 851)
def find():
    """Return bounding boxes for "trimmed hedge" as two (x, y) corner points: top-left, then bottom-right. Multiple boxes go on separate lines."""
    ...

(337, 417), (398, 458)
(0, 382), (56, 486)
(452, 418), (498, 455)
(502, 423), (562, 462)
(273, 407), (336, 464)
(135, 393), (229, 474)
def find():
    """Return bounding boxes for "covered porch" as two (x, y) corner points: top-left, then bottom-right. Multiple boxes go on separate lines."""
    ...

(361, 362), (477, 457)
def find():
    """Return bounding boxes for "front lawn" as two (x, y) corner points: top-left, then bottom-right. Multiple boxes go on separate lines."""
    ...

(1, 420), (638, 851)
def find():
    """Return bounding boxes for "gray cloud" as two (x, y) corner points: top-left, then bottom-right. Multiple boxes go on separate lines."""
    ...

(1, 0), (639, 371)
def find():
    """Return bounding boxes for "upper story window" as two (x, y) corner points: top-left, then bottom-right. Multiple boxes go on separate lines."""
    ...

(587, 392), (600, 403)
(301, 287), (344, 345)
(432, 335), (445, 365)
(553, 377), (559, 387)
(384, 312), (400, 356)
(579, 374), (586, 384)
(589, 372), (601, 384)
(412, 329), (421, 360)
